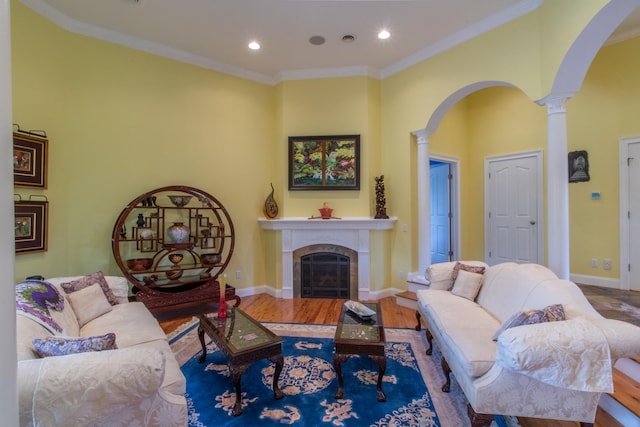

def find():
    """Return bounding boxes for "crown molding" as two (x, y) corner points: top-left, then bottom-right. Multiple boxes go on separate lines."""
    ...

(19, 0), (542, 86)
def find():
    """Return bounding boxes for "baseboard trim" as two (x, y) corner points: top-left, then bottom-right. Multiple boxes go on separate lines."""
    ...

(570, 274), (621, 289)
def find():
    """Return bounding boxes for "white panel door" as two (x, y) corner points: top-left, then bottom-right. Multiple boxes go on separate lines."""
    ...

(628, 142), (640, 290)
(486, 154), (540, 265)
(431, 162), (451, 264)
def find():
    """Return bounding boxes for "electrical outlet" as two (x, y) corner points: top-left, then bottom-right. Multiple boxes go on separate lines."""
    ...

(603, 259), (612, 270)
(399, 270), (404, 279)
(591, 258), (598, 268)
(235, 270), (241, 279)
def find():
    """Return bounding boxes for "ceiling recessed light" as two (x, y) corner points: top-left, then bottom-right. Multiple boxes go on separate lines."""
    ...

(248, 41), (261, 50)
(341, 34), (356, 43)
(309, 35), (326, 46)
(378, 30), (391, 40)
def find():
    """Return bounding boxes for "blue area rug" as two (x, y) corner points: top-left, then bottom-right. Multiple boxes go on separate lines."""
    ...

(169, 321), (517, 427)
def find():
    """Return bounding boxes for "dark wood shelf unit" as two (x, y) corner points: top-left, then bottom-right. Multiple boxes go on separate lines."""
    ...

(111, 185), (239, 318)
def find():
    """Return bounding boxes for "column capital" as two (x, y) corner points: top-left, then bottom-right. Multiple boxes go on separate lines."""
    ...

(412, 129), (430, 145)
(536, 93), (574, 115)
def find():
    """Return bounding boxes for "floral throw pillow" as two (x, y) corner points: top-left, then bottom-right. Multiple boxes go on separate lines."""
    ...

(32, 333), (117, 357)
(61, 271), (118, 305)
(451, 262), (486, 282)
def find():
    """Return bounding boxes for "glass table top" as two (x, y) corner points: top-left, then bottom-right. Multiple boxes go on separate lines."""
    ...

(335, 302), (384, 343)
(201, 308), (280, 353)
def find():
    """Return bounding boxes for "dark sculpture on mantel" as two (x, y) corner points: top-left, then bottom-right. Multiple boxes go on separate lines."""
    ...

(374, 175), (389, 219)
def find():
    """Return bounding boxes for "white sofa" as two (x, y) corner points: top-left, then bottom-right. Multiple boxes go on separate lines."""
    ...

(16, 274), (187, 427)
(416, 262), (640, 427)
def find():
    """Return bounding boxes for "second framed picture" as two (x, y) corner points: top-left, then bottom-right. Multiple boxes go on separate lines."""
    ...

(288, 134), (360, 190)
(15, 199), (49, 254)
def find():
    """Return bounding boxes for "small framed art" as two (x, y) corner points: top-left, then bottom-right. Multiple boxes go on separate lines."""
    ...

(15, 199), (48, 254)
(288, 134), (360, 190)
(568, 150), (590, 183)
(13, 131), (48, 189)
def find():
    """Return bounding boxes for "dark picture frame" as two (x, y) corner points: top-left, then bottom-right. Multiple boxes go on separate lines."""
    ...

(288, 134), (360, 190)
(15, 200), (48, 254)
(13, 131), (48, 189)
(568, 150), (590, 183)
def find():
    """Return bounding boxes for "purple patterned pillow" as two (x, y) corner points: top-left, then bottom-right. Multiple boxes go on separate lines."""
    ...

(61, 271), (118, 306)
(32, 333), (117, 357)
(493, 304), (566, 341)
(451, 262), (486, 281)
(523, 303), (566, 325)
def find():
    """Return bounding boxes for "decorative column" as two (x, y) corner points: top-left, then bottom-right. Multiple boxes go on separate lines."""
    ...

(412, 129), (431, 275)
(541, 96), (571, 279)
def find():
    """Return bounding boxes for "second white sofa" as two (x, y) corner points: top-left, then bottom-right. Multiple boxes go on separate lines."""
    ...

(416, 262), (640, 427)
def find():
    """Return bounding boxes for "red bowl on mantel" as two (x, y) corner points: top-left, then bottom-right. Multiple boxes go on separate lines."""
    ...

(126, 258), (153, 271)
(319, 208), (333, 219)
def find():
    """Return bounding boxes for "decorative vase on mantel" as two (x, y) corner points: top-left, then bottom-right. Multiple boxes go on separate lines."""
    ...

(167, 222), (190, 243)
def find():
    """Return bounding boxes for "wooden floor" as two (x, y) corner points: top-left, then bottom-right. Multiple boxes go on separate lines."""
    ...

(160, 294), (631, 427)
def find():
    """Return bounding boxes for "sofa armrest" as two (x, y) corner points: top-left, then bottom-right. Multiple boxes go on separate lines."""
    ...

(591, 317), (640, 360)
(495, 318), (613, 393)
(104, 275), (130, 303)
(19, 347), (165, 426)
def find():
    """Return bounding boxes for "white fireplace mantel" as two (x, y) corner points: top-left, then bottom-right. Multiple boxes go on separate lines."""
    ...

(258, 216), (397, 299)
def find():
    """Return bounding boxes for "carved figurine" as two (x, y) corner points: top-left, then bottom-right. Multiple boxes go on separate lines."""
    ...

(374, 175), (389, 219)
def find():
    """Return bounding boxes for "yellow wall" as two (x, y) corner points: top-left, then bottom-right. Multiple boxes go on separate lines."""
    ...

(567, 36), (640, 277)
(11, 2), (276, 286)
(11, 0), (631, 291)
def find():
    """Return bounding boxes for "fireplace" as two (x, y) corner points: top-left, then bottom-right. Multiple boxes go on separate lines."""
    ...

(259, 217), (396, 300)
(294, 245), (358, 298)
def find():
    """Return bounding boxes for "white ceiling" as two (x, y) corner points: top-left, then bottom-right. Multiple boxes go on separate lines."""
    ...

(18, 0), (640, 85)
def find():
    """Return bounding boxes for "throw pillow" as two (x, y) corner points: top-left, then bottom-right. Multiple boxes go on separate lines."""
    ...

(450, 269), (484, 301)
(451, 262), (486, 282)
(493, 304), (566, 341)
(66, 283), (113, 327)
(32, 333), (117, 357)
(61, 271), (118, 306)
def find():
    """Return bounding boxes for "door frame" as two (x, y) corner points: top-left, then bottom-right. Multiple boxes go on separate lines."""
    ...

(484, 150), (544, 264)
(430, 154), (460, 262)
(619, 135), (640, 290)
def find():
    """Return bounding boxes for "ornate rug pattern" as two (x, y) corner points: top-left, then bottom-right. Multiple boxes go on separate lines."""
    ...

(168, 320), (517, 427)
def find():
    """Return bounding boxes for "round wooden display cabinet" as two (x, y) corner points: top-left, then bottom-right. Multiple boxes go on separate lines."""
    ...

(111, 185), (240, 318)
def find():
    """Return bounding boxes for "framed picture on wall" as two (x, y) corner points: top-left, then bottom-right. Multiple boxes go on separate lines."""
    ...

(13, 131), (48, 189)
(288, 134), (360, 190)
(568, 150), (590, 183)
(15, 199), (48, 254)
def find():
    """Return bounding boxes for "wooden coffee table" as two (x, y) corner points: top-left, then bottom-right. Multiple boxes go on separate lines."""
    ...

(333, 301), (387, 402)
(197, 308), (284, 416)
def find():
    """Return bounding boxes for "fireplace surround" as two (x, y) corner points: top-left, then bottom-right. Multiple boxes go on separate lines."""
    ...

(258, 217), (396, 299)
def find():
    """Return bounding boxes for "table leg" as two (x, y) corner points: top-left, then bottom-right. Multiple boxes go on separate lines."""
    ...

(197, 322), (207, 363)
(230, 365), (246, 416)
(333, 354), (346, 399)
(268, 354), (285, 399)
(371, 355), (387, 402)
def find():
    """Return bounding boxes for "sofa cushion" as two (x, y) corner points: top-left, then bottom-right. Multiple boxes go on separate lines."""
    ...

(67, 283), (113, 327)
(61, 271), (119, 306)
(32, 333), (117, 357)
(451, 270), (484, 301)
(80, 302), (167, 347)
(418, 289), (499, 377)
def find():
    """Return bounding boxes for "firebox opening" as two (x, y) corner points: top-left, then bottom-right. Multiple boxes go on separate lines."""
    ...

(301, 252), (350, 298)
